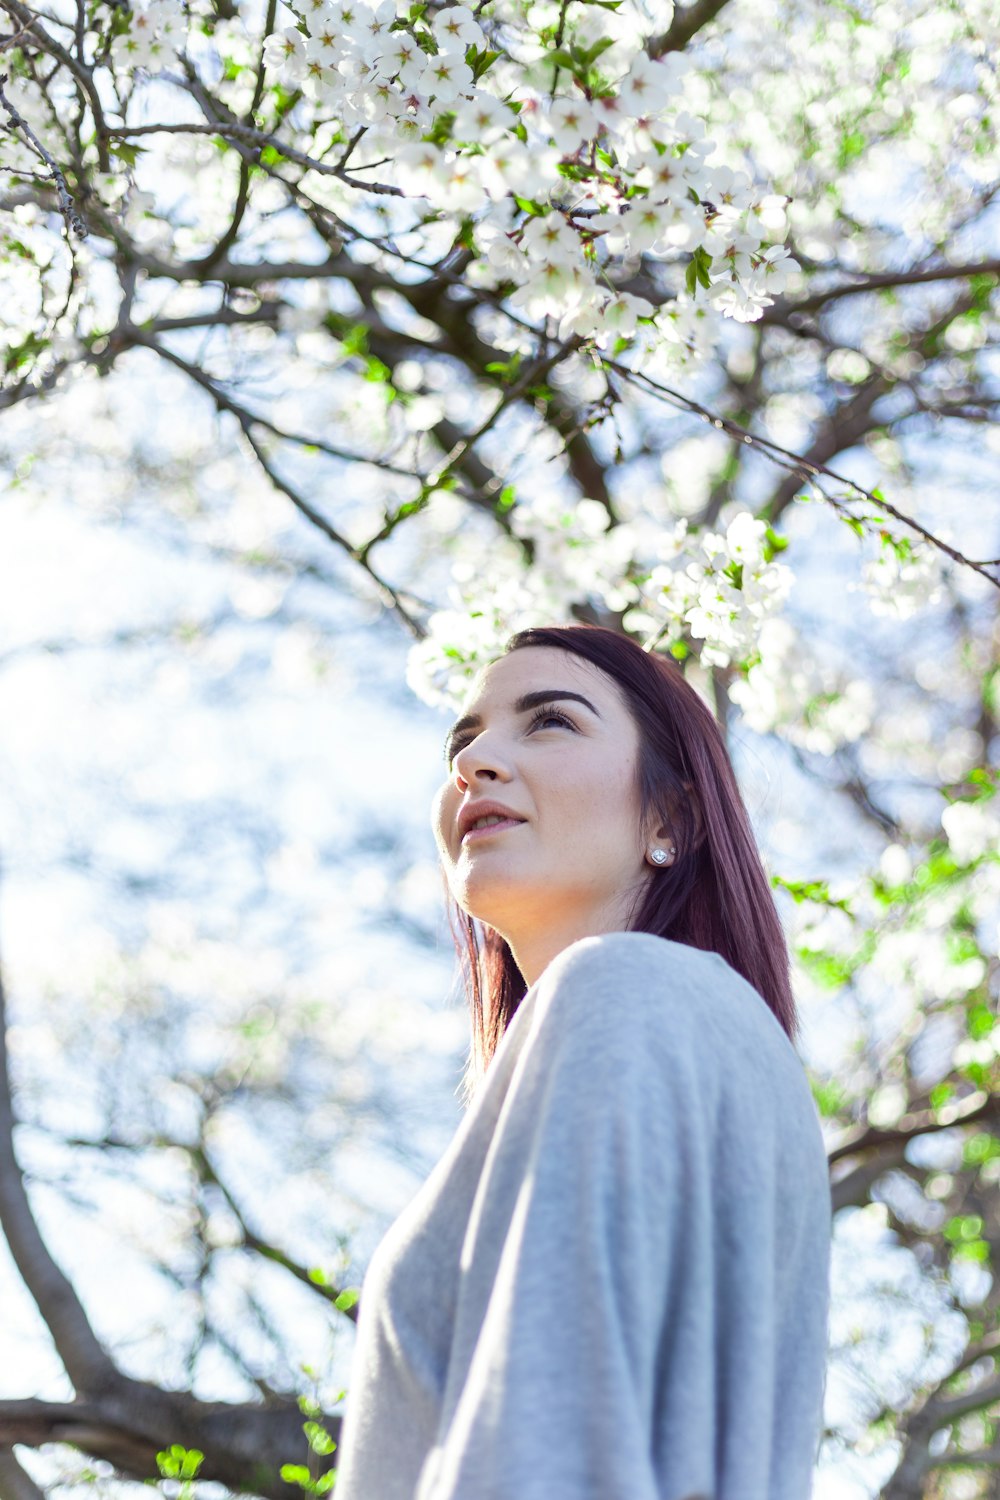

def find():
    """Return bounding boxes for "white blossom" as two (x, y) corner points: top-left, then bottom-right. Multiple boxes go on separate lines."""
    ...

(615, 55), (685, 117)
(753, 243), (800, 294)
(431, 5), (486, 54)
(263, 25), (309, 82)
(941, 801), (1000, 866)
(419, 52), (475, 104)
(547, 96), (599, 154)
(453, 93), (516, 145)
(519, 211), (579, 263)
(727, 618), (875, 753)
(859, 541), (943, 618)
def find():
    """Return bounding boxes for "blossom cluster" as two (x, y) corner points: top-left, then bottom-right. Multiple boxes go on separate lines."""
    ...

(625, 511), (793, 667)
(406, 507), (794, 706)
(110, 0), (186, 70)
(858, 537), (944, 620)
(0, 0), (804, 405)
(727, 618), (875, 754)
(246, 0), (796, 350)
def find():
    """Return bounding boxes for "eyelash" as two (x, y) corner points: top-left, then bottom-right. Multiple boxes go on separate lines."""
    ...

(447, 707), (576, 765)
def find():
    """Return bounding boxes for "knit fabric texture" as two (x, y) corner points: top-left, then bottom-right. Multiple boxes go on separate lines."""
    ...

(334, 931), (832, 1500)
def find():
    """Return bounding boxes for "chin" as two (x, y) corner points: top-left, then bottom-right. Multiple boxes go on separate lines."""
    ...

(448, 870), (525, 934)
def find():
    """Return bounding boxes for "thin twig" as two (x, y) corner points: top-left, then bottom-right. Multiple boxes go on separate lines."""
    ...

(102, 119), (404, 195)
(603, 355), (1000, 589)
(0, 69), (86, 235)
(132, 335), (426, 638)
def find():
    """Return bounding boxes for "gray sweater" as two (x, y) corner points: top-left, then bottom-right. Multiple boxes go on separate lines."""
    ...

(334, 932), (832, 1500)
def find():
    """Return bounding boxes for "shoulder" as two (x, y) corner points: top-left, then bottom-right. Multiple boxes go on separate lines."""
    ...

(515, 934), (824, 1174)
(536, 930), (764, 1027)
(527, 930), (797, 1078)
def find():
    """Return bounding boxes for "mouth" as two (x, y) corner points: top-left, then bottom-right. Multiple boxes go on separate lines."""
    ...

(461, 816), (526, 845)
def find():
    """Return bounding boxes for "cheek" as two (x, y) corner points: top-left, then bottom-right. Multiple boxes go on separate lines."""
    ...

(431, 783), (456, 859)
(559, 760), (640, 855)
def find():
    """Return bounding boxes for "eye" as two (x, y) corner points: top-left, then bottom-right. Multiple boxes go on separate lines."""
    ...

(526, 707), (576, 735)
(446, 708), (578, 768)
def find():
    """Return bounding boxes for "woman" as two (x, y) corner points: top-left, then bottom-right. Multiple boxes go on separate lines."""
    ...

(334, 624), (832, 1500)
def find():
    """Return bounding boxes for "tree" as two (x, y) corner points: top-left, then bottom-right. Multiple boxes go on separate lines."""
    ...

(0, 0), (998, 1493)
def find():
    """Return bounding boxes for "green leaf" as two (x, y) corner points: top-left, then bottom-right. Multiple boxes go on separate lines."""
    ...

(340, 323), (369, 358)
(762, 525), (788, 561)
(485, 352), (522, 382)
(468, 46), (500, 79)
(303, 1422), (337, 1456)
(280, 1464), (313, 1487)
(425, 109), (455, 145)
(363, 355), (392, 384)
(685, 245), (712, 297)
(334, 1287), (360, 1311)
(108, 141), (145, 166)
(963, 1132), (1000, 1168)
(588, 36), (617, 60)
(156, 1448), (204, 1481)
(795, 948), (853, 989)
(953, 1238), (991, 1263)
(944, 1213), (985, 1244)
(971, 1002), (995, 1038)
(837, 129), (866, 167)
(810, 1078), (849, 1117)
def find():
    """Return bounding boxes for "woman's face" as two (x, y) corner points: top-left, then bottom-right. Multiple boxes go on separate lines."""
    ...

(432, 646), (655, 966)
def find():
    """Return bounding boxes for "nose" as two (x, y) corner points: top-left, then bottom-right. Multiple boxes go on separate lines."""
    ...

(452, 733), (512, 790)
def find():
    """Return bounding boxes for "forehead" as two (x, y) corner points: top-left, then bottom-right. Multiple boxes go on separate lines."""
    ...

(462, 645), (626, 715)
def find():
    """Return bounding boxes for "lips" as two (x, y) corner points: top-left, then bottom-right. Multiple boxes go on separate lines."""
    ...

(458, 800), (528, 842)
(461, 822), (527, 846)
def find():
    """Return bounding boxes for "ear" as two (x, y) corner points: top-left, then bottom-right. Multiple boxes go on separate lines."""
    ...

(643, 782), (706, 860)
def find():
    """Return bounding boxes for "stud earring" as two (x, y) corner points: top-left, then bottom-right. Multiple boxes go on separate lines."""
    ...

(650, 848), (668, 864)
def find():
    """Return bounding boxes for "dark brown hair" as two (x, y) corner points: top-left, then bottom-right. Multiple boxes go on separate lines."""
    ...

(449, 623), (796, 1105)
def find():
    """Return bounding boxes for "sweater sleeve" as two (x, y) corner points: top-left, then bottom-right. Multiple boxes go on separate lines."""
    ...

(414, 933), (720, 1500)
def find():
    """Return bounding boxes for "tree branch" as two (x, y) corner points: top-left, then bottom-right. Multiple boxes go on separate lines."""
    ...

(0, 1446), (47, 1500)
(0, 950), (120, 1395)
(0, 1395), (335, 1500)
(648, 0), (734, 56)
(764, 258), (1000, 323)
(187, 1142), (360, 1324)
(828, 1087), (999, 1169)
(0, 68), (87, 236)
(0, 0), (110, 169)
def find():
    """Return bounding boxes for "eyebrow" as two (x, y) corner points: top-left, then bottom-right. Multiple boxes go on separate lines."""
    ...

(443, 689), (601, 761)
